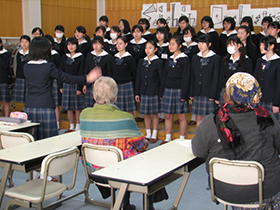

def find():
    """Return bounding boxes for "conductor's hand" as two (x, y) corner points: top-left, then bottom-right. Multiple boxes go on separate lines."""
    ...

(86, 66), (102, 83)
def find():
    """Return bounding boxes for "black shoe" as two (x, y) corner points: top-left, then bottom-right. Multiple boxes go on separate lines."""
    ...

(121, 203), (136, 210)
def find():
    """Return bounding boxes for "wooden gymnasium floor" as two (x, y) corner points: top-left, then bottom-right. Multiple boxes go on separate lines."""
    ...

(0, 102), (197, 141)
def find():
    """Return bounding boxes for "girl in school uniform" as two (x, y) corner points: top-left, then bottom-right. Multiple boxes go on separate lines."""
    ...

(12, 35), (30, 104)
(31, 27), (44, 38)
(84, 36), (111, 108)
(189, 35), (220, 126)
(254, 35), (280, 123)
(0, 38), (11, 117)
(127, 24), (147, 65)
(160, 36), (191, 143)
(119, 19), (133, 42)
(197, 16), (220, 54)
(155, 27), (171, 62)
(60, 37), (86, 132)
(138, 18), (153, 41)
(44, 35), (62, 130)
(182, 25), (199, 60)
(74, 26), (91, 58)
(219, 35), (253, 103)
(135, 40), (164, 143)
(109, 36), (137, 115)
(54, 25), (66, 56)
(99, 15), (111, 40)
(173, 16), (189, 37)
(105, 26), (121, 56)
(182, 25), (199, 125)
(219, 17), (237, 58)
(24, 37), (100, 140)
(237, 25), (257, 68)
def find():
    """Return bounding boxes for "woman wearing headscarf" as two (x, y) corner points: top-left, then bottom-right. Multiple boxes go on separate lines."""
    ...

(192, 72), (280, 209)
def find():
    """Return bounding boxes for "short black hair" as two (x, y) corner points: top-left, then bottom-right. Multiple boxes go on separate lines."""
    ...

(260, 35), (277, 52)
(117, 36), (128, 44)
(65, 37), (79, 53)
(261, 16), (273, 25)
(223, 17), (236, 30)
(132, 24), (144, 33)
(43, 34), (55, 49)
(54, 25), (65, 32)
(157, 18), (170, 31)
(156, 27), (169, 43)
(95, 25), (106, 33)
(0, 38), (3, 50)
(92, 35), (104, 46)
(110, 26), (120, 34)
(138, 18), (150, 30)
(179, 15), (189, 23)
(20, 35), (31, 43)
(197, 34), (212, 46)
(146, 40), (157, 49)
(31, 27), (44, 36)
(28, 37), (51, 61)
(268, 21), (280, 29)
(170, 36), (184, 51)
(201, 16), (214, 28)
(240, 16), (254, 32)
(99, 15), (108, 23)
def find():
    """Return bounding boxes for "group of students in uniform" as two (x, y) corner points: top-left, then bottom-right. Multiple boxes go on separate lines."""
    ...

(0, 14), (280, 143)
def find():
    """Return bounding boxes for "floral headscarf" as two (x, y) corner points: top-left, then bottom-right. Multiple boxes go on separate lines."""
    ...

(225, 72), (262, 109)
(215, 73), (273, 158)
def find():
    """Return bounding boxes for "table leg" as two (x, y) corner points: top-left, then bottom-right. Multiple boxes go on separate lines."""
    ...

(169, 172), (191, 210)
(112, 183), (128, 210)
(0, 163), (12, 207)
(143, 193), (149, 210)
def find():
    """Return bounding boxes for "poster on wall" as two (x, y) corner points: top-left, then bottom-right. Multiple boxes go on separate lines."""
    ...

(141, 2), (197, 29)
(211, 4), (280, 29)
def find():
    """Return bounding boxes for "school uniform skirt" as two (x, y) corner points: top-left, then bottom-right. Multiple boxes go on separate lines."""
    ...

(191, 96), (216, 116)
(115, 81), (136, 112)
(161, 88), (189, 114)
(139, 95), (160, 115)
(12, 78), (26, 103)
(61, 83), (84, 110)
(259, 101), (280, 123)
(84, 84), (94, 108)
(52, 79), (62, 107)
(25, 107), (58, 140)
(0, 83), (10, 102)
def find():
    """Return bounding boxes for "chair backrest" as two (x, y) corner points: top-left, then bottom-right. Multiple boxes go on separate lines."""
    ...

(0, 131), (34, 149)
(209, 157), (264, 208)
(41, 147), (80, 177)
(81, 143), (124, 168)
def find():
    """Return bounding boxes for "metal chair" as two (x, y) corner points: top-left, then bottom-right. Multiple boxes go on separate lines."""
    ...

(81, 143), (124, 209)
(209, 157), (267, 210)
(4, 147), (80, 210)
(0, 131), (35, 187)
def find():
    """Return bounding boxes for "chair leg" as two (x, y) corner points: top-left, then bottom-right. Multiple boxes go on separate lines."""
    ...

(8, 170), (15, 188)
(111, 188), (115, 209)
(224, 204), (227, 210)
(36, 202), (42, 210)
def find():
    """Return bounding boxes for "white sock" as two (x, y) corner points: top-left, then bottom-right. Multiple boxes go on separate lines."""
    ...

(75, 124), (80, 130)
(57, 121), (60, 129)
(191, 114), (196, 121)
(165, 134), (171, 142)
(69, 123), (74, 130)
(180, 135), (185, 139)
(146, 129), (151, 138)
(151, 130), (158, 139)
(139, 113), (143, 118)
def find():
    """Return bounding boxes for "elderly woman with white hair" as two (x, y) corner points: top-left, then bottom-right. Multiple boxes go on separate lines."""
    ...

(80, 76), (168, 210)
(192, 72), (280, 209)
